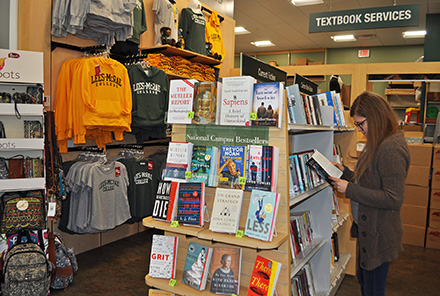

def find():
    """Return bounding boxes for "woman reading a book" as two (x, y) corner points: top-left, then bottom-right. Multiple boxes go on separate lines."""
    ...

(329, 91), (410, 296)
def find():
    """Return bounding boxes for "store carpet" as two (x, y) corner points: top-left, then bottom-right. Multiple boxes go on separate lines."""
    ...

(50, 229), (440, 296)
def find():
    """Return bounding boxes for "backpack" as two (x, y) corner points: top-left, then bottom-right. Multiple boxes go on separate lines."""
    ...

(48, 232), (78, 289)
(1, 231), (50, 296)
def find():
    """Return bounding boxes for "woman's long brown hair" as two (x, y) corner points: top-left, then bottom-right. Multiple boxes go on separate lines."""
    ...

(350, 91), (399, 180)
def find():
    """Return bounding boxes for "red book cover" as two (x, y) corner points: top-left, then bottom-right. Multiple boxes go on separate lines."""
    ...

(247, 255), (280, 296)
(166, 181), (179, 221)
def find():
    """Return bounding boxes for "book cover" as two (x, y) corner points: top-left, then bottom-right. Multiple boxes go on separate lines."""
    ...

(306, 150), (343, 183)
(209, 188), (244, 234)
(245, 189), (280, 242)
(311, 94), (322, 125)
(301, 93), (312, 125)
(334, 92), (346, 126)
(245, 145), (280, 192)
(209, 247), (242, 295)
(192, 81), (217, 125)
(291, 154), (305, 193)
(152, 180), (177, 221)
(247, 255), (282, 296)
(288, 155), (300, 196)
(163, 142), (194, 182)
(217, 145), (247, 190)
(219, 76), (256, 126)
(322, 91), (339, 126)
(286, 84), (307, 125)
(190, 145), (219, 187)
(175, 182), (205, 226)
(306, 94), (317, 125)
(148, 234), (178, 279)
(251, 82), (283, 128)
(182, 242), (213, 291)
(167, 79), (198, 124)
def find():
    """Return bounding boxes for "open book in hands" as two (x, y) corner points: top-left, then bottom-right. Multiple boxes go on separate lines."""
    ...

(306, 150), (343, 183)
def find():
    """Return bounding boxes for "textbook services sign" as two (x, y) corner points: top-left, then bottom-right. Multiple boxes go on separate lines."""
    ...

(309, 4), (419, 33)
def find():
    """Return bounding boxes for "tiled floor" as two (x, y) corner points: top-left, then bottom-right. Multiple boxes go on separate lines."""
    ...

(50, 229), (440, 295)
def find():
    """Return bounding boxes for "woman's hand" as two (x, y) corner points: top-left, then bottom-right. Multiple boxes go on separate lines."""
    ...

(328, 176), (348, 194)
(331, 161), (344, 172)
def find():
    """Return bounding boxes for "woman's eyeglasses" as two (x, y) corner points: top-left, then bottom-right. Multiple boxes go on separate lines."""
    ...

(354, 119), (367, 130)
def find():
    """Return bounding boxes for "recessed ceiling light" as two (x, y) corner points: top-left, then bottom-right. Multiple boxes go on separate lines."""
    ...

(235, 26), (250, 35)
(402, 30), (427, 38)
(331, 35), (357, 42)
(251, 40), (275, 47)
(291, 0), (324, 6)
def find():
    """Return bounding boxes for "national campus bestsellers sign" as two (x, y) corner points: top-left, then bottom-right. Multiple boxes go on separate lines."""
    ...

(309, 4), (419, 33)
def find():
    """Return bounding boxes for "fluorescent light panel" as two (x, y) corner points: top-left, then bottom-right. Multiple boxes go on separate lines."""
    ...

(331, 34), (357, 42)
(402, 30), (426, 38)
(235, 26), (250, 34)
(251, 40), (275, 47)
(291, 0), (324, 6)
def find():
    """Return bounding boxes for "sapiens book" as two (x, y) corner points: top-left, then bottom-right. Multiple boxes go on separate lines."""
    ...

(245, 145), (280, 192)
(190, 145), (219, 187)
(192, 81), (217, 125)
(148, 234), (178, 279)
(167, 79), (198, 124)
(209, 188), (244, 234)
(219, 76), (256, 126)
(247, 255), (282, 296)
(209, 247), (242, 295)
(245, 189), (280, 242)
(306, 149), (343, 183)
(163, 141), (194, 182)
(181, 242), (213, 291)
(217, 145), (247, 190)
(286, 84), (307, 125)
(251, 82), (283, 128)
(152, 180), (178, 221)
(175, 182), (205, 227)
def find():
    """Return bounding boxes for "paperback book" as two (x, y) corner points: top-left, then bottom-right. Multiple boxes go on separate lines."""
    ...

(152, 180), (178, 221)
(175, 182), (205, 226)
(209, 188), (244, 234)
(247, 255), (282, 296)
(217, 145), (247, 190)
(245, 145), (280, 192)
(182, 242), (213, 291)
(163, 142), (194, 182)
(251, 82), (283, 128)
(192, 81), (217, 125)
(209, 247), (242, 295)
(306, 149), (343, 183)
(219, 76), (256, 126)
(167, 79), (198, 124)
(286, 84), (307, 125)
(245, 189), (280, 242)
(189, 145), (219, 187)
(148, 235), (178, 279)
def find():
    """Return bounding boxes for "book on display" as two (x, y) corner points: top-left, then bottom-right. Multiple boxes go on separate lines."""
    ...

(175, 182), (205, 227)
(189, 145), (219, 187)
(251, 82), (283, 128)
(209, 188), (244, 234)
(181, 242), (213, 290)
(163, 142), (194, 182)
(148, 234), (178, 279)
(167, 79), (198, 124)
(209, 247), (242, 295)
(217, 145), (247, 190)
(245, 145), (279, 192)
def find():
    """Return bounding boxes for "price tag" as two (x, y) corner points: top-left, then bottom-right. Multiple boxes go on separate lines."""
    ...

(232, 294), (238, 296)
(185, 171), (192, 179)
(187, 112), (194, 119)
(236, 230), (244, 238)
(239, 177), (247, 185)
(171, 221), (179, 228)
(169, 279), (177, 287)
(249, 113), (257, 120)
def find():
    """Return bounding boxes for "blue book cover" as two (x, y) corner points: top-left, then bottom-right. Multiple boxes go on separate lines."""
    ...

(322, 91), (338, 126)
(245, 189), (281, 242)
(182, 242), (213, 290)
(190, 146), (218, 187)
(245, 145), (279, 192)
(251, 82), (283, 128)
(218, 145), (247, 190)
(286, 84), (307, 125)
(176, 182), (204, 226)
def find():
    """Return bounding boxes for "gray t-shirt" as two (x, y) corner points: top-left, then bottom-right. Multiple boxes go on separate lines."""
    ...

(152, 0), (179, 45)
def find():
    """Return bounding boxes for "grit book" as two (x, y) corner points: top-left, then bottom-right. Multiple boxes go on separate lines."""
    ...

(152, 180), (178, 221)
(175, 182), (205, 227)
(245, 189), (280, 242)
(209, 188), (244, 234)
(163, 141), (194, 182)
(219, 76), (256, 126)
(192, 81), (217, 125)
(217, 145), (248, 190)
(247, 255), (282, 296)
(148, 234), (178, 279)
(245, 145), (280, 192)
(181, 242), (213, 291)
(167, 79), (198, 124)
(209, 247), (242, 295)
(251, 82), (284, 128)
(306, 149), (342, 183)
(190, 145), (219, 187)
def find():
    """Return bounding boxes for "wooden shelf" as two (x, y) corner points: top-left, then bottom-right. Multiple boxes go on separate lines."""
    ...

(142, 216), (206, 237)
(332, 212), (349, 234)
(0, 178), (45, 192)
(290, 183), (330, 207)
(140, 45), (221, 66)
(288, 124), (333, 133)
(330, 253), (352, 296)
(291, 238), (326, 278)
(385, 88), (415, 96)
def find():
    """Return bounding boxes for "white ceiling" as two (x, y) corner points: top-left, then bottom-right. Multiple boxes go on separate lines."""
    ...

(233, 0), (440, 53)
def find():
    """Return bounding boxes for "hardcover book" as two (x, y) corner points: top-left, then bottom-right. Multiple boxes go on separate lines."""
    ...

(189, 145), (219, 187)
(217, 145), (247, 190)
(152, 180), (178, 221)
(175, 182), (205, 226)
(209, 247), (242, 295)
(286, 84), (307, 125)
(167, 79), (198, 124)
(181, 242), (213, 291)
(192, 81), (217, 125)
(219, 76), (256, 126)
(245, 145), (280, 192)
(247, 255), (282, 296)
(251, 82), (283, 128)
(306, 149), (342, 183)
(163, 142), (194, 182)
(209, 188), (244, 234)
(148, 235), (178, 279)
(245, 189), (280, 242)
